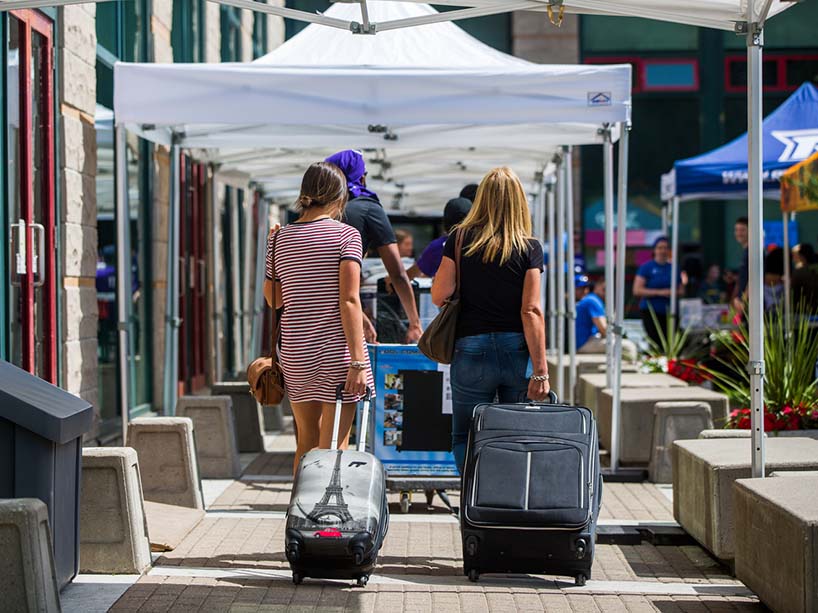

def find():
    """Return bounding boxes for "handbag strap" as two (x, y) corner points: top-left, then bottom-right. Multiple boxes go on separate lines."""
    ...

(453, 228), (465, 299)
(270, 230), (280, 362)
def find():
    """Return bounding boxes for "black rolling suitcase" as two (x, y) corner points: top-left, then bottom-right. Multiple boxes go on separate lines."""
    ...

(285, 386), (388, 587)
(460, 392), (601, 586)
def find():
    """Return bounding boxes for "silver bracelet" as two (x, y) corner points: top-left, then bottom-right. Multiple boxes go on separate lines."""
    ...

(349, 360), (368, 370)
(530, 373), (550, 382)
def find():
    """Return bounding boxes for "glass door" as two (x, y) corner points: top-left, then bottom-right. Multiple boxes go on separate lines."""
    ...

(6, 10), (57, 383)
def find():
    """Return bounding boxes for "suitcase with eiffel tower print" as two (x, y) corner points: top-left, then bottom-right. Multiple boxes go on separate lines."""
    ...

(285, 385), (388, 587)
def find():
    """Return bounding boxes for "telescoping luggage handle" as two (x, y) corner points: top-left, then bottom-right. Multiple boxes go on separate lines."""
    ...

(333, 384), (373, 452)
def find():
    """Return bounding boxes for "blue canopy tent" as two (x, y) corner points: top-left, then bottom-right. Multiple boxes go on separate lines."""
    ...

(661, 82), (818, 318)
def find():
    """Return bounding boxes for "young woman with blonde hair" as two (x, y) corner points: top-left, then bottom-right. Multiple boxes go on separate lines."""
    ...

(264, 162), (374, 475)
(431, 167), (550, 473)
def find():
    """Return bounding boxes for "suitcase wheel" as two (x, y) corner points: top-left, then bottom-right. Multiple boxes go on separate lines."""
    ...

(292, 572), (303, 585)
(575, 573), (587, 587)
(468, 568), (479, 583)
(356, 575), (369, 588)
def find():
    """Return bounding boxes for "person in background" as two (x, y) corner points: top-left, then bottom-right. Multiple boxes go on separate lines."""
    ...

(325, 150), (422, 343)
(723, 268), (738, 302)
(792, 243), (818, 311)
(575, 278), (637, 361)
(395, 229), (414, 258)
(698, 264), (726, 304)
(732, 217), (749, 311)
(407, 197), (472, 280)
(432, 167), (549, 473)
(574, 273), (590, 304)
(632, 236), (683, 348)
(263, 162), (373, 475)
(459, 183), (478, 202)
(764, 247), (785, 312)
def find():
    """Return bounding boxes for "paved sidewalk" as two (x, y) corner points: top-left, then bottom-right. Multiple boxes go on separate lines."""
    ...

(89, 419), (763, 612)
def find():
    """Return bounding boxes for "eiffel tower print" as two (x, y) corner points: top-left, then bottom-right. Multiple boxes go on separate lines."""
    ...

(305, 450), (353, 525)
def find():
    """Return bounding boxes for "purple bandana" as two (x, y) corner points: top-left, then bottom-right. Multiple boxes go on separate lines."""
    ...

(325, 150), (379, 202)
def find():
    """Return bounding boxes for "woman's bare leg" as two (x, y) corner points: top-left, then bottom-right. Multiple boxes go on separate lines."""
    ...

(290, 401), (322, 476)
(318, 402), (357, 450)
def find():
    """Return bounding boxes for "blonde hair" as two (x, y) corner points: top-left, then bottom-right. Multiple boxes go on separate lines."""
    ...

(456, 167), (533, 265)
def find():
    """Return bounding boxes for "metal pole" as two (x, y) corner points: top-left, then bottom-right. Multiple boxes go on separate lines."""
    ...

(114, 125), (131, 445)
(564, 147), (577, 404)
(747, 22), (766, 479)
(230, 189), (243, 376)
(162, 141), (181, 415)
(556, 156), (566, 398)
(611, 124), (630, 472)
(661, 202), (669, 236)
(670, 196), (680, 320)
(210, 168), (223, 382)
(783, 211), (792, 331)
(242, 192), (256, 367)
(602, 128), (615, 389)
(546, 176), (557, 352)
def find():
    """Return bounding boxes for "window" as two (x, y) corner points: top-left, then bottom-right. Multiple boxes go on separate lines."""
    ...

(172, 0), (206, 63)
(585, 56), (699, 93)
(581, 16), (698, 53)
(221, 6), (243, 61)
(725, 54), (818, 93)
(253, 5), (268, 58)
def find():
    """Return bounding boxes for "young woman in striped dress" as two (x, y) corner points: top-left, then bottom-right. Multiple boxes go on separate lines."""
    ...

(264, 162), (374, 474)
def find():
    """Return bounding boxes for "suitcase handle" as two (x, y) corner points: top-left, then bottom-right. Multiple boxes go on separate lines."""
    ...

(525, 390), (559, 406)
(332, 384), (373, 451)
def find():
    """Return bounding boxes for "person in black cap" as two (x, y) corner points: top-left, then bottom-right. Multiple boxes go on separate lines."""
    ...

(459, 183), (478, 202)
(408, 197), (472, 279)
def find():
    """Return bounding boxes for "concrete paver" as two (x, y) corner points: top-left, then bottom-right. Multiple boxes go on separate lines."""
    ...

(94, 417), (762, 612)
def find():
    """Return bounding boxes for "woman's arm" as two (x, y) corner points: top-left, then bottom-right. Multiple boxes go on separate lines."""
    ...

(431, 256), (456, 307)
(263, 279), (282, 309)
(632, 275), (671, 298)
(521, 269), (550, 401)
(339, 259), (368, 396)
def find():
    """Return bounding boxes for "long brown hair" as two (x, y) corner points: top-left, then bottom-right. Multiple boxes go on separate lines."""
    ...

(296, 162), (348, 215)
(456, 167), (533, 265)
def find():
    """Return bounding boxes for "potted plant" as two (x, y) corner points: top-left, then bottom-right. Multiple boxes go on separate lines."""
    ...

(703, 304), (818, 436)
(640, 306), (708, 384)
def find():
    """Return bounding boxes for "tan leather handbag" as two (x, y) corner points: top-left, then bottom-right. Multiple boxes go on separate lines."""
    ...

(417, 229), (464, 365)
(247, 231), (285, 405)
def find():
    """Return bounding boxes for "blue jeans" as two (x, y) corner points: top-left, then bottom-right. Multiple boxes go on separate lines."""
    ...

(450, 332), (530, 474)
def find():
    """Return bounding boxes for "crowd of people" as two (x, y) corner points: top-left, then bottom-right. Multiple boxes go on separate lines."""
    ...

(264, 150), (549, 474)
(262, 148), (818, 473)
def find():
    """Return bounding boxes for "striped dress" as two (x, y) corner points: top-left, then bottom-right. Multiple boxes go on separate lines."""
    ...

(265, 218), (374, 404)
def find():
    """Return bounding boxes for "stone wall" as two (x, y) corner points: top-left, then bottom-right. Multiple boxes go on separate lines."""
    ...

(206, 2), (221, 63)
(59, 4), (99, 436)
(150, 0), (175, 413)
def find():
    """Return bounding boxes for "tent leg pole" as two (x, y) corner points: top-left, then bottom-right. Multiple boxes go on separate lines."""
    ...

(230, 189), (243, 377)
(747, 22), (766, 479)
(611, 124), (630, 473)
(163, 141), (181, 415)
(115, 125), (131, 444)
(564, 147), (577, 404)
(661, 202), (668, 236)
(783, 211), (792, 331)
(210, 169), (223, 381)
(546, 178), (557, 353)
(603, 128), (615, 389)
(556, 157), (566, 398)
(670, 196), (680, 323)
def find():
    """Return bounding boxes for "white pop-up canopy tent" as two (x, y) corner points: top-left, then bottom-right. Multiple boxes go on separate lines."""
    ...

(107, 0), (634, 446)
(0, 0), (792, 476)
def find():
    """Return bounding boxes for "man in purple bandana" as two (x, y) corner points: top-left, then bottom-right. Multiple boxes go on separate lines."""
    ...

(326, 149), (422, 343)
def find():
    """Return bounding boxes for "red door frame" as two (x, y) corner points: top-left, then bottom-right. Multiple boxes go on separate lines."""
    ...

(177, 154), (207, 393)
(11, 10), (57, 384)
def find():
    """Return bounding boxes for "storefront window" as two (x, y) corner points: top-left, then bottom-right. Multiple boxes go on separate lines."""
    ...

(173, 0), (206, 62)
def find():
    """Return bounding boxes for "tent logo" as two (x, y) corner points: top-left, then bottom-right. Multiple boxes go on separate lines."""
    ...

(587, 92), (612, 107)
(772, 129), (818, 163)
